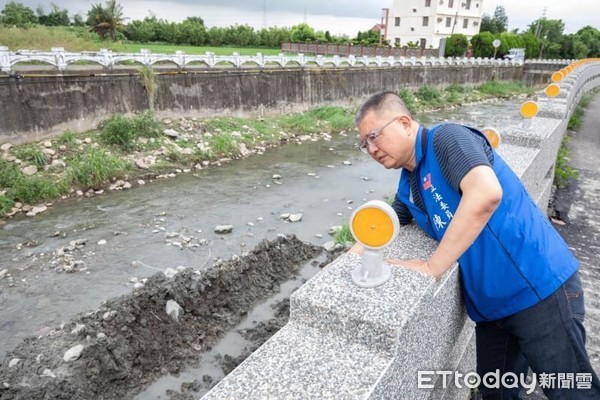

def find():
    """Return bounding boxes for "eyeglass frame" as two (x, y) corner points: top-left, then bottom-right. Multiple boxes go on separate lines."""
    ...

(358, 116), (399, 153)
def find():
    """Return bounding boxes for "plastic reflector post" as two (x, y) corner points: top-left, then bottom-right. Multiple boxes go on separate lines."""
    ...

(350, 200), (399, 288)
(545, 84), (560, 98)
(482, 127), (501, 149)
(520, 101), (539, 119)
(351, 206), (395, 249)
(551, 71), (564, 83)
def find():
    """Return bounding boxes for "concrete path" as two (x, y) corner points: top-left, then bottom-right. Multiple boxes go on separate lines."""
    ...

(520, 93), (600, 400)
(554, 93), (600, 372)
(513, 94), (600, 400)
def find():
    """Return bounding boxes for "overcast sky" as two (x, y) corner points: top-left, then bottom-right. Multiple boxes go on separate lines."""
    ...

(6, 0), (598, 36)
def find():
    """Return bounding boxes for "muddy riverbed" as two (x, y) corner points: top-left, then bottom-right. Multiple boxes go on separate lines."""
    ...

(0, 101), (522, 399)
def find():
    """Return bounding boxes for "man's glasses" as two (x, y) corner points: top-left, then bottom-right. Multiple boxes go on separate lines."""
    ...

(358, 117), (398, 153)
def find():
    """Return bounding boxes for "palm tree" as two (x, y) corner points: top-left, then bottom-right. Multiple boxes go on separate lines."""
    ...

(86, 0), (125, 40)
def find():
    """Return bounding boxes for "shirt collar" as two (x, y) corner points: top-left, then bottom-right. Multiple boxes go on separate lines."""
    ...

(413, 124), (426, 169)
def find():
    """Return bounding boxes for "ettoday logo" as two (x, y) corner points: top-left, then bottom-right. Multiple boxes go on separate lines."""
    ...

(418, 370), (594, 393)
(418, 370), (536, 394)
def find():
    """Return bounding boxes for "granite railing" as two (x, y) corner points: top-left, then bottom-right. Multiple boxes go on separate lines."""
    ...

(0, 46), (528, 73)
(201, 59), (600, 399)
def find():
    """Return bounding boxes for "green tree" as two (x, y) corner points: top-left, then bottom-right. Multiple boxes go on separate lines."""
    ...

(444, 34), (469, 57)
(497, 32), (524, 57)
(290, 23), (317, 43)
(0, 1), (37, 28)
(86, 0), (126, 40)
(37, 3), (69, 26)
(225, 24), (258, 47)
(470, 31), (495, 57)
(575, 26), (600, 57)
(520, 33), (540, 59)
(258, 26), (291, 47)
(480, 15), (493, 33)
(561, 35), (588, 59)
(479, 6), (508, 34)
(492, 6), (508, 33)
(175, 17), (206, 46)
(151, 18), (177, 43)
(207, 26), (227, 46)
(72, 13), (85, 27)
(353, 30), (382, 46)
(124, 19), (155, 42)
(528, 18), (565, 59)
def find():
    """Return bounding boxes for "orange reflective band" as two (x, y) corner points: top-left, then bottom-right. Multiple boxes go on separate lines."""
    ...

(351, 207), (395, 248)
(545, 84), (560, 98)
(482, 127), (501, 149)
(551, 71), (564, 83)
(520, 101), (539, 119)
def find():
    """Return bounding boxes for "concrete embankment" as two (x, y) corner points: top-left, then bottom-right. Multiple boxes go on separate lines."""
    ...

(1, 64), (525, 144)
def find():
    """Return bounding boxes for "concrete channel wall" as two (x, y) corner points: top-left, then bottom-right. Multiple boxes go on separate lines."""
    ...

(201, 61), (600, 399)
(0, 63), (525, 144)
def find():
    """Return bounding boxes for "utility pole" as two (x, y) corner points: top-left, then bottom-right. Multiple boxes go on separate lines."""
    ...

(534, 6), (547, 38)
(451, 10), (458, 35)
(535, 7), (548, 58)
(262, 0), (267, 29)
(303, 8), (307, 24)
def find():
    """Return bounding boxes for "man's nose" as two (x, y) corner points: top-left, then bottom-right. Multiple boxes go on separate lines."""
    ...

(368, 142), (379, 154)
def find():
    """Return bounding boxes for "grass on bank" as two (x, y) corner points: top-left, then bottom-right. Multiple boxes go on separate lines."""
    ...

(554, 92), (595, 189)
(0, 81), (533, 218)
(0, 25), (279, 55)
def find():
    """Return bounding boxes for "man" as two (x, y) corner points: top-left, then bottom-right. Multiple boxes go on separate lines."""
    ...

(352, 91), (600, 399)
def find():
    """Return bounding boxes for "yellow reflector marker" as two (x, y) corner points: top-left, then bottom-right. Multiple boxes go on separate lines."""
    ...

(349, 200), (399, 287)
(351, 206), (395, 248)
(551, 71), (564, 82)
(520, 101), (539, 119)
(482, 127), (501, 149)
(545, 84), (560, 97)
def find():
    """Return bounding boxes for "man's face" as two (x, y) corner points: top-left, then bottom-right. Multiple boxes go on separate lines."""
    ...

(357, 111), (414, 170)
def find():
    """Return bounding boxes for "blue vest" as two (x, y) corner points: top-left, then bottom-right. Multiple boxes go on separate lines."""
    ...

(396, 124), (579, 321)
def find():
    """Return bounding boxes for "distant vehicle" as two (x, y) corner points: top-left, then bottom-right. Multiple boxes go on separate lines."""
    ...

(503, 48), (525, 62)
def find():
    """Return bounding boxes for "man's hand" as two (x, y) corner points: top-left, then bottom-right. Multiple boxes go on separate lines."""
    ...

(386, 258), (437, 278)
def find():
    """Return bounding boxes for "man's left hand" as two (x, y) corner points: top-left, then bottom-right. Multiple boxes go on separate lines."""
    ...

(385, 258), (436, 277)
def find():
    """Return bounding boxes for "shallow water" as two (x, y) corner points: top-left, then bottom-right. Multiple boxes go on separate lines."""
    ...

(0, 100), (521, 360)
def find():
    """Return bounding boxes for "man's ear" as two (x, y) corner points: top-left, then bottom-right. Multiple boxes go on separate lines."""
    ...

(399, 115), (412, 130)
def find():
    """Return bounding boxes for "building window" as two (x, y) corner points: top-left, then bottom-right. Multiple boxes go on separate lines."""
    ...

(463, 18), (469, 28)
(395, 38), (401, 46)
(395, 17), (400, 26)
(448, 0), (454, 7)
(425, 0), (431, 6)
(446, 17), (452, 27)
(423, 16), (429, 26)
(465, 0), (471, 9)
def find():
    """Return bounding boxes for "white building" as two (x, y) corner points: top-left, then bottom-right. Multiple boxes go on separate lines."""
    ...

(383, 0), (483, 49)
